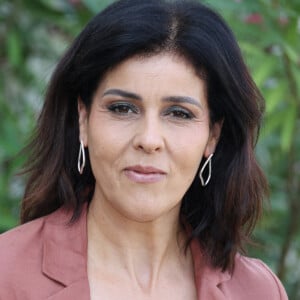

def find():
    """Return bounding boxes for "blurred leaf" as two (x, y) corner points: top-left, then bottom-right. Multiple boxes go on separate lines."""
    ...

(6, 30), (22, 67)
(283, 43), (299, 64)
(253, 57), (276, 87)
(280, 105), (297, 152)
(261, 108), (286, 138)
(82, 0), (114, 13)
(265, 82), (286, 114)
(22, 0), (67, 20)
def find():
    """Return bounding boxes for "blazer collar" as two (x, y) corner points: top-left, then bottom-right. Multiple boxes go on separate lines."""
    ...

(42, 205), (90, 299)
(190, 238), (231, 299)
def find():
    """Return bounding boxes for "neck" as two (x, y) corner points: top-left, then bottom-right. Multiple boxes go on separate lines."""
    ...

(87, 195), (190, 292)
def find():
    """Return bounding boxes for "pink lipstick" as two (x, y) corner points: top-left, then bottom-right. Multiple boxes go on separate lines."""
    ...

(124, 165), (166, 183)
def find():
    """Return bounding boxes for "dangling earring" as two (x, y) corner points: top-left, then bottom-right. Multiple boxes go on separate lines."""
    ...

(78, 140), (86, 174)
(199, 153), (213, 186)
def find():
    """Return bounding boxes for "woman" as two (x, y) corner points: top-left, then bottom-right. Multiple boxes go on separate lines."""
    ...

(0, 0), (288, 299)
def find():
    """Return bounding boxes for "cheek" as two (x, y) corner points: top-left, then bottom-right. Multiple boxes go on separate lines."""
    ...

(86, 121), (109, 169)
(179, 147), (203, 177)
(171, 126), (209, 156)
(88, 136), (112, 167)
(87, 120), (128, 171)
(171, 131), (209, 176)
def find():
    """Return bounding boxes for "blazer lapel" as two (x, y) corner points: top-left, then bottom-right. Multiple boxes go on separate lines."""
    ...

(190, 239), (231, 300)
(46, 280), (90, 300)
(42, 205), (90, 300)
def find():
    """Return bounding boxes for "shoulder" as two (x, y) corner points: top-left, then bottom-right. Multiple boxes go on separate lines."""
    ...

(0, 216), (46, 262)
(0, 206), (73, 259)
(190, 239), (288, 299)
(0, 216), (46, 296)
(0, 207), (74, 296)
(225, 254), (288, 299)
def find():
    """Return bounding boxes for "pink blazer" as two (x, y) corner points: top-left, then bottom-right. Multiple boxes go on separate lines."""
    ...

(0, 206), (288, 300)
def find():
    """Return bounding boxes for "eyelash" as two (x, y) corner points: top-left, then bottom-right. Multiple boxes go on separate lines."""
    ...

(164, 106), (195, 120)
(107, 102), (195, 120)
(107, 102), (139, 115)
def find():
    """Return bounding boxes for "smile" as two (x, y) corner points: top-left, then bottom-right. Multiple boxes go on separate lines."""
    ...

(124, 165), (167, 183)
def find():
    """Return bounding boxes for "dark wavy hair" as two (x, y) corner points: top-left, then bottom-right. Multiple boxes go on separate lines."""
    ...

(20, 0), (267, 272)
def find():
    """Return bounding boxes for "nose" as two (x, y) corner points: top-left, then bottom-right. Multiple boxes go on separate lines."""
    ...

(132, 115), (164, 154)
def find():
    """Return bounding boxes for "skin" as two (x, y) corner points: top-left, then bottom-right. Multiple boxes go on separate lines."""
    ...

(78, 53), (221, 300)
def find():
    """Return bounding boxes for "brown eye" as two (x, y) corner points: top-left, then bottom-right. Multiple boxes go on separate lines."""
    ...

(108, 102), (139, 115)
(164, 106), (194, 120)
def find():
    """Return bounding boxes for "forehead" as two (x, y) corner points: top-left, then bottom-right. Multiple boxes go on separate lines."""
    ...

(96, 53), (207, 99)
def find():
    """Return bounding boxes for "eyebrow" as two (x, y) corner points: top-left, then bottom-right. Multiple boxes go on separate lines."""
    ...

(162, 96), (202, 109)
(102, 89), (142, 100)
(102, 88), (202, 109)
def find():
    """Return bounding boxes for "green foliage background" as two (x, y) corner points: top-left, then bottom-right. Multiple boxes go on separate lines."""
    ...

(0, 0), (299, 298)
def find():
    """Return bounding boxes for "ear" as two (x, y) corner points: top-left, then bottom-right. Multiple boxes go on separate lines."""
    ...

(78, 98), (88, 146)
(204, 120), (223, 158)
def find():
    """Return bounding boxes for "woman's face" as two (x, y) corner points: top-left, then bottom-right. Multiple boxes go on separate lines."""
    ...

(78, 53), (221, 222)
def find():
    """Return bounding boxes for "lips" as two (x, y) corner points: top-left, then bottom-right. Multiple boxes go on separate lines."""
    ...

(124, 165), (166, 183)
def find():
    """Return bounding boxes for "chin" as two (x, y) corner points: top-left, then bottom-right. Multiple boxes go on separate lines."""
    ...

(121, 209), (163, 223)
(119, 203), (180, 224)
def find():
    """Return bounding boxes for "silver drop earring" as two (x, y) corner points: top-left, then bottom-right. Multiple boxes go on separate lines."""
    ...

(199, 153), (213, 186)
(77, 140), (86, 174)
